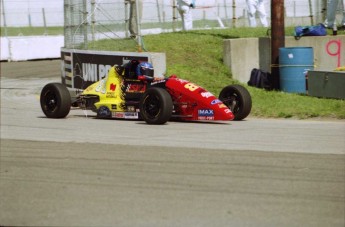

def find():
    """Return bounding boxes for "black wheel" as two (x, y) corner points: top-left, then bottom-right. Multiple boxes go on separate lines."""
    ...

(139, 87), (173, 124)
(219, 85), (252, 120)
(40, 83), (71, 118)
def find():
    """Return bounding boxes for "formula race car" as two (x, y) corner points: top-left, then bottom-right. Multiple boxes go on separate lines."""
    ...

(40, 60), (252, 124)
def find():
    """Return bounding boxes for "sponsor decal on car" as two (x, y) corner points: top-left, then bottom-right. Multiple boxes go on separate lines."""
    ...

(127, 106), (135, 112)
(113, 112), (125, 118)
(218, 103), (227, 109)
(184, 83), (199, 92)
(224, 109), (232, 114)
(151, 79), (166, 85)
(126, 84), (146, 93)
(198, 109), (214, 116)
(201, 91), (213, 98)
(124, 112), (139, 119)
(84, 84), (96, 92)
(174, 78), (189, 84)
(211, 99), (222, 105)
(106, 92), (116, 98)
(198, 109), (214, 120)
(109, 83), (116, 91)
(95, 79), (106, 94)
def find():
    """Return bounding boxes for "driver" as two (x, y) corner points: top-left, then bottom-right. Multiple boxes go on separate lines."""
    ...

(136, 62), (154, 81)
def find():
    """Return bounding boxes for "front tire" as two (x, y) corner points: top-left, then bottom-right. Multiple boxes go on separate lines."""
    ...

(40, 83), (71, 118)
(219, 85), (252, 120)
(139, 87), (173, 124)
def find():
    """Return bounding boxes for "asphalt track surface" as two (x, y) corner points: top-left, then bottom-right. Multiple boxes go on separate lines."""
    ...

(1, 60), (344, 226)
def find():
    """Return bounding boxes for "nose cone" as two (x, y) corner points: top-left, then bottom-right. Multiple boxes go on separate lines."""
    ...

(227, 110), (235, 121)
(217, 108), (234, 121)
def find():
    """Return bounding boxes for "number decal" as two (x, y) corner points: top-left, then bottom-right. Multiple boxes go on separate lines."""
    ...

(184, 83), (199, 91)
(95, 79), (106, 94)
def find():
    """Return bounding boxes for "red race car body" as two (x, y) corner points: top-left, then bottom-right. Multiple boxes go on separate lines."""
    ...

(165, 76), (234, 121)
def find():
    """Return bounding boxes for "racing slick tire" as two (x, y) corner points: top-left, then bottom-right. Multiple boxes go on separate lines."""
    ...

(219, 84), (252, 121)
(40, 83), (71, 118)
(139, 87), (173, 124)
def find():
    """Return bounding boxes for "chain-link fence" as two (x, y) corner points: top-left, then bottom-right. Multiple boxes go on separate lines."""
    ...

(0, 0), (63, 27)
(2, 0), (345, 49)
(62, 0), (338, 50)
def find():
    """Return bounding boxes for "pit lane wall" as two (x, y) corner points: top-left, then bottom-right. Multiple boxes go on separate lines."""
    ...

(61, 48), (166, 90)
(0, 36), (64, 61)
(224, 35), (345, 84)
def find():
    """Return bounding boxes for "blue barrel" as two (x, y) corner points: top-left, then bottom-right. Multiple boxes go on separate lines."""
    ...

(279, 47), (314, 93)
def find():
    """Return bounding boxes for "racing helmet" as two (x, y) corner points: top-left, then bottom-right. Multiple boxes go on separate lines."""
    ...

(136, 62), (154, 79)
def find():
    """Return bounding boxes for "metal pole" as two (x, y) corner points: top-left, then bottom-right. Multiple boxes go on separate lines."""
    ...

(67, 0), (73, 49)
(321, 0), (327, 22)
(42, 8), (47, 34)
(125, 1), (129, 38)
(1, 0), (8, 37)
(163, 10), (166, 31)
(156, 0), (162, 23)
(223, 0), (228, 22)
(1, 0), (11, 61)
(28, 0), (32, 27)
(91, 0), (95, 42)
(172, 0), (177, 32)
(83, 0), (88, 49)
(293, 1), (296, 17)
(308, 0), (314, 25)
(135, 0), (142, 52)
(232, 0), (236, 28)
(271, 0), (285, 90)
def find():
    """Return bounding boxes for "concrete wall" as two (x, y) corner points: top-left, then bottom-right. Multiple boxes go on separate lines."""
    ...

(224, 35), (345, 83)
(0, 36), (64, 61)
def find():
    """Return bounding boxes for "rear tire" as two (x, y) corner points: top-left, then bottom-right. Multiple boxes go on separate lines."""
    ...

(40, 83), (71, 118)
(219, 85), (252, 120)
(139, 87), (173, 124)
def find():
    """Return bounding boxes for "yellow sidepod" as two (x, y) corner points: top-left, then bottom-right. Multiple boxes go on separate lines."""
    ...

(82, 66), (125, 112)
